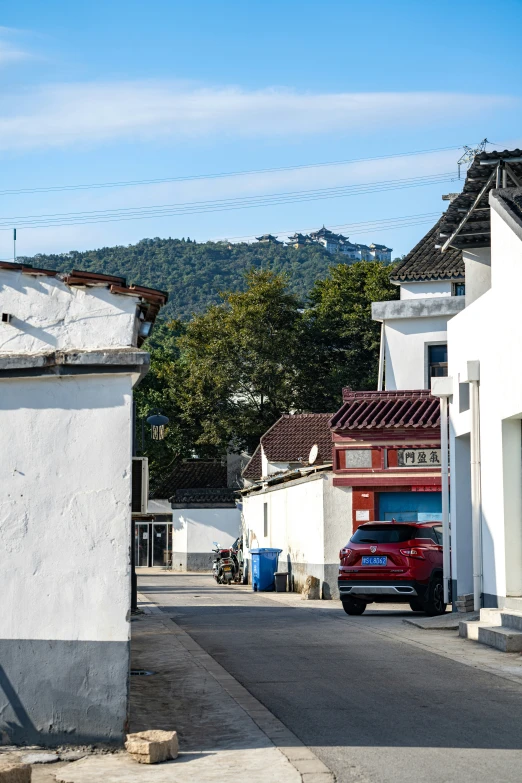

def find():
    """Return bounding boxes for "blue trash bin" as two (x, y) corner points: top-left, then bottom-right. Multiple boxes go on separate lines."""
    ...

(249, 548), (282, 591)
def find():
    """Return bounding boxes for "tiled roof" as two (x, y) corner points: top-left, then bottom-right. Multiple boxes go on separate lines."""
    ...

(390, 218), (463, 282)
(0, 260), (168, 336)
(152, 460), (228, 499)
(174, 487), (236, 504)
(438, 149), (522, 251)
(242, 413), (333, 481)
(262, 413), (333, 461)
(242, 444), (262, 480)
(331, 390), (440, 431)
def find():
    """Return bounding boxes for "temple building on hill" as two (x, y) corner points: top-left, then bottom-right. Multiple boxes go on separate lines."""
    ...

(287, 232), (311, 248)
(289, 226), (392, 261)
(370, 242), (394, 261)
(255, 234), (282, 244)
(256, 226), (393, 260)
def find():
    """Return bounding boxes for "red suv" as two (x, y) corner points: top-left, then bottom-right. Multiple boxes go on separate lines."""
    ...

(338, 521), (445, 616)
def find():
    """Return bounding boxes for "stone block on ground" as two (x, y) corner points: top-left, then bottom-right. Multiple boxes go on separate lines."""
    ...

(301, 576), (320, 600)
(0, 759), (31, 783)
(125, 730), (178, 764)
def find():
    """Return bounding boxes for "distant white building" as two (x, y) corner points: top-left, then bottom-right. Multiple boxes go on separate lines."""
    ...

(0, 262), (167, 745)
(149, 458), (242, 571)
(370, 243), (393, 261)
(287, 226), (392, 261)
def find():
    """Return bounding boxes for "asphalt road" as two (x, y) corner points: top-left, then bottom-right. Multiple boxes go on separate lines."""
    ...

(139, 573), (522, 783)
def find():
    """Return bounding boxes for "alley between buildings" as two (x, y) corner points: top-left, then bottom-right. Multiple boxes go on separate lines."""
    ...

(138, 573), (522, 783)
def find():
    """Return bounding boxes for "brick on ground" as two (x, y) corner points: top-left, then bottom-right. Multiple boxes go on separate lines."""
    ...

(125, 730), (178, 764)
(0, 758), (31, 783)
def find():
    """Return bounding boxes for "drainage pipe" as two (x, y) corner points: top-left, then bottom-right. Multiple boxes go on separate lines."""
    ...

(468, 362), (482, 611)
(440, 395), (451, 604)
(377, 322), (385, 391)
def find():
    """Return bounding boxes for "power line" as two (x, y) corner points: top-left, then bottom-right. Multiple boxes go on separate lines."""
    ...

(0, 173), (457, 231)
(0, 212), (445, 262)
(0, 144), (465, 198)
(214, 212), (444, 242)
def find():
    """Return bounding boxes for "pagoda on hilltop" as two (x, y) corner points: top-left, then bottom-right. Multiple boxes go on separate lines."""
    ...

(255, 234), (282, 244)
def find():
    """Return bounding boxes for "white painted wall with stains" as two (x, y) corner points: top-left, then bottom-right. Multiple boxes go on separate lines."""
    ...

(242, 472), (351, 598)
(0, 269), (147, 746)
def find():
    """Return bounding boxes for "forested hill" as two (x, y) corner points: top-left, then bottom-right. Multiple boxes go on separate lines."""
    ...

(22, 237), (353, 320)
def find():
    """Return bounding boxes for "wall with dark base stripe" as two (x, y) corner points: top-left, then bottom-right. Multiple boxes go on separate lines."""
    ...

(0, 639), (130, 746)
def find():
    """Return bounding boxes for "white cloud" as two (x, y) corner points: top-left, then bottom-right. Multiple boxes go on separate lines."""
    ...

(0, 80), (516, 150)
(0, 27), (32, 65)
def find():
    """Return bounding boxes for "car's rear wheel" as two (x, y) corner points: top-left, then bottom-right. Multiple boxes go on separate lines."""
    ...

(342, 597), (366, 615)
(424, 576), (446, 616)
(409, 599), (424, 612)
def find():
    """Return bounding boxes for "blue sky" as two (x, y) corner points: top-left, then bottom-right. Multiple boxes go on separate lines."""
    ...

(1, 0), (521, 260)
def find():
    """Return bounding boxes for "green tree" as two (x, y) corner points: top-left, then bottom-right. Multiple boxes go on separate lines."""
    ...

(178, 269), (306, 453)
(133, 320), (218, 480)
(135, 260), (399, 478)
(305, 260), (398, 399)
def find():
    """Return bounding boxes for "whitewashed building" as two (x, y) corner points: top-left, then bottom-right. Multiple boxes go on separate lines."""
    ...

(438, 151), (522, 618)
(150, 459), (241, 571)
(241, 413), (354, 597)
(0, 261), (167, 745)
(372, 219), (465, 391)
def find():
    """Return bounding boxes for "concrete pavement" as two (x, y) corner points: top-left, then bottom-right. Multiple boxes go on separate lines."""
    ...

(139, 572), (522, 783)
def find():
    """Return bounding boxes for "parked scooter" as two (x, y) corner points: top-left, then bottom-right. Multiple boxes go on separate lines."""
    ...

(212, 539), (243, 585)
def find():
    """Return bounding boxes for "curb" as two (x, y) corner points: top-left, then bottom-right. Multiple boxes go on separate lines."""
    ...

(137, 592), (335, 783)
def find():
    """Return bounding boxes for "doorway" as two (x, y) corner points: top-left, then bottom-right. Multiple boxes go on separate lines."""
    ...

(134, 520), (172, 567)
(152, 523), (170, 567)
(135, 523), (149, 567)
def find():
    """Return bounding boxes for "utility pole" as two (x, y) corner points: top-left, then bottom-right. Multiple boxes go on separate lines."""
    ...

(13, 229), (16, 262)
(457, 139), (490, 178)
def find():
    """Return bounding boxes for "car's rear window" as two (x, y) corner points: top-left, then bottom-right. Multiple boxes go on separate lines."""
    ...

(351, 525), (417, 544)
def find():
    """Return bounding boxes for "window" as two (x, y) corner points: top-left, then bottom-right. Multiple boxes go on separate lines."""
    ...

(433, 526), (444, 545)
(413, 527), (438, 542)
(428, 344), (448, 378)
(452, 282), (466, 297)
(350, 525), (417, 544)
(263, 502), (268, 538)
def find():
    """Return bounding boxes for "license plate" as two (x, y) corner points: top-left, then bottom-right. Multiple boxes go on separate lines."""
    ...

(362, 556), (387, 566)
(223, 566), (232, 571)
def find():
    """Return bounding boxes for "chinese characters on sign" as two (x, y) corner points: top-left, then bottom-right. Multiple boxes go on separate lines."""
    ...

(397, 449), (441, 467)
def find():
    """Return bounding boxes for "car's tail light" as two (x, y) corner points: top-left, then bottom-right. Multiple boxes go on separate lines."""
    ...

(400, 547), (426, 560)
(339, 548), (353, 562)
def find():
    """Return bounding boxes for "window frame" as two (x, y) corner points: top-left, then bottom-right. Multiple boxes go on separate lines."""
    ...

(452, 281), (466, 297)
(425, 341), (448, 387)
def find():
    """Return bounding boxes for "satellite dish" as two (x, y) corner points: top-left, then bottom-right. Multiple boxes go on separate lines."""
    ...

(308, 444), (318, 465)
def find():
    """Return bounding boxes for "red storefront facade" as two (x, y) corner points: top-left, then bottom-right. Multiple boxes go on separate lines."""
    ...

(330, 390), (442, 532)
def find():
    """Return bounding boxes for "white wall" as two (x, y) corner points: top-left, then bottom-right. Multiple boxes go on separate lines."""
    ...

(384, 315), (449, 389)
(1, 374), (132, 642)
(463, 247), (491, 306)
(0, 269), (139, 354)
(448, 209), (522, 605)
(172, 507), (241, 570)
(400, 281), (452, 299)
(242, 472), (352, 596)
(0, 269), (145, 745)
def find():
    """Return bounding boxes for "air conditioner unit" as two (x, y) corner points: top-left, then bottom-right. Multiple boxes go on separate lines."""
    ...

(132, 457), (149, 514)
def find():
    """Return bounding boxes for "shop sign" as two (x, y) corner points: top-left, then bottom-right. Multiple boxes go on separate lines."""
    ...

(397, 448), (441, 467)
